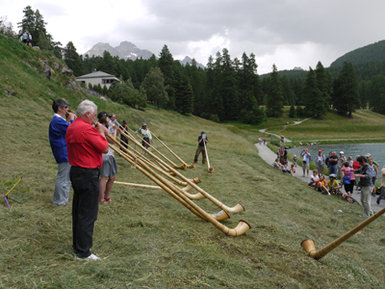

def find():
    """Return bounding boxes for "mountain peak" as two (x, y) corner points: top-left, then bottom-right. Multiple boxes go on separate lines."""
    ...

(85, 41), (153, 60)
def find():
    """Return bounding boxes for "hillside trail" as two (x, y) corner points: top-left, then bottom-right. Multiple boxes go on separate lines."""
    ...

(258, 118), (310, 143)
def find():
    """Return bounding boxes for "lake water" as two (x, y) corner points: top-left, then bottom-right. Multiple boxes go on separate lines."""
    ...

(288, 143), (385, 181)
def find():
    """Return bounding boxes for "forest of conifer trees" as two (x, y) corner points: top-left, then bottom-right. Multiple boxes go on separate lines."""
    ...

(3, 5), (385, 123)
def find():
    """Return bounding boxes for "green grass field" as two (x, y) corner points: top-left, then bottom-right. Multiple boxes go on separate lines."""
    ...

(1, 34), (385, 288)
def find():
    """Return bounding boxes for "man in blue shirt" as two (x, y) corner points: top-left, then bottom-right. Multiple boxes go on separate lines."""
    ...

(49, 99), (75, 205)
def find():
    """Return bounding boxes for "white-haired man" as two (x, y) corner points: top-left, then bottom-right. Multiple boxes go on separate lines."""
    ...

(66, 100), (108, 260)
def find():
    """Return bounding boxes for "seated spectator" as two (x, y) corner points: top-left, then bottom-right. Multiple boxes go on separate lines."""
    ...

(326, 174), (341, 195)
(308, 170), (319, 187)
(281, 164), (291, 174)
(273, 158), (283, 169)
(293, 155), (297, 167)
(316, 175), (327, 192)
(290, 164), (296, 175)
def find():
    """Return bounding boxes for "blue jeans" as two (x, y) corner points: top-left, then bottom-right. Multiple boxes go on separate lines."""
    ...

(329, 165), (337, 175)
(53, 162), (71, 205)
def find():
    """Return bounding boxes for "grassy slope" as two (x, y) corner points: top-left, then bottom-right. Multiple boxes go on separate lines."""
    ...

(0, 35), (384, 289)
(267, 110), (385, 142)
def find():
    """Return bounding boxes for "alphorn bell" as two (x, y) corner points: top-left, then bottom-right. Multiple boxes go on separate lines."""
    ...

(108, 142), (250, 235)
(301, 206), (385, 260)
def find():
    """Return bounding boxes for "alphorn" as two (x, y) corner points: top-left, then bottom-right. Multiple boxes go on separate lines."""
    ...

(111, 137), (205, 200)
(114, 181), (205, 200)
(115, 181), (161, 190)
(109, 142), (249, 235)
(112, 132), (244, 214)
(118, 122), (186, 169)
(152, 131), (195, 168)
(301, 206), (385, 260)
(112, 137), (202, 194)
(203, 139), (214, 173)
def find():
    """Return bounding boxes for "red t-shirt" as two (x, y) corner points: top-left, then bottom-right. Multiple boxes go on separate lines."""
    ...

(353, 160), (360, 170)
(65, 118), (108, 168)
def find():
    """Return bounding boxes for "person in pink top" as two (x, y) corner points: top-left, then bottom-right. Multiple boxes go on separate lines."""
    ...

(341, 162), (355, 195)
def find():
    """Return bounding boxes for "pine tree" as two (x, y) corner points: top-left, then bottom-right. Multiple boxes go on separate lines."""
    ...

(174, 69), (193, 115)
(158, 45), (176, 109)
(266, 64), (284, 117)
(332, 62), (360, 117)
(140, 67), (168, 108)
(18, 6), (54, 50)
(98, 51), (116, 75)
(369, 75), (385, 114)
(64, 42), (84, 76)
(315, 61), (332, 111)
(303, 68), (325, 118)
(205, 55), (224, 121)
(18, 6), (35, 35)
(219, 48), (238, 120)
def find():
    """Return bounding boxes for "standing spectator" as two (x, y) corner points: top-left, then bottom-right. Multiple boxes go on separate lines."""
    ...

(315, 149), (325, 175)
(337, 151), (346, 180)
(341, 162), (354, 195)
(109, 113), (119, 136)
(66, 100), (108, 260)
(49, 98), (75, 206)
(120, 120), (129, 148)
(278, 145), (285, 165)
(328, 151), (338, 176)
(98, 112), (118, 204)
(368, 158), (378, 192)
(21, 31), (28, 45)
(347, 156), (353, 167)
(377, 166), (385, 204)
(301, 148), (311, 177)
(352, 155), (361, 191)
(28, 32), (33, 46)
(354, 156), (373, 218)
(194, 131), (208, 164)
(293, 155), (297, 167)
(136, 122), (152, 149)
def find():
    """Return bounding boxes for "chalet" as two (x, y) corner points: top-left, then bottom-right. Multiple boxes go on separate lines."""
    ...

(76, 71), (120, 89)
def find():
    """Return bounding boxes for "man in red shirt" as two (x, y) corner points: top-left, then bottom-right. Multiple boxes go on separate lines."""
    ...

(66, 100), (108, 260)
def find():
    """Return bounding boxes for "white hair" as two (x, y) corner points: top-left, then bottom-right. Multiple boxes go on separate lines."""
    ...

(77, 99), (97, 116)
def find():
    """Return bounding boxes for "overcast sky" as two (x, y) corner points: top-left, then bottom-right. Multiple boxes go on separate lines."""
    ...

(1, 0), (385, 74)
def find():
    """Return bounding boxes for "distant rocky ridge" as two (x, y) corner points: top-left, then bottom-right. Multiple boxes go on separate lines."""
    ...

(85, 41), (205, 68)
(85, 41), (154, 60)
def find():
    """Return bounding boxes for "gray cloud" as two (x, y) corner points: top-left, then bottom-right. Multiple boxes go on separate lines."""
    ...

(3, 0), (385, 73)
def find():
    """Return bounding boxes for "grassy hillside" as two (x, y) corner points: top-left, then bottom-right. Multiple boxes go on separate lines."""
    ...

(1, 34), (385, 288)
(331, 40), (385, 68)
(267, 110), (385, 143)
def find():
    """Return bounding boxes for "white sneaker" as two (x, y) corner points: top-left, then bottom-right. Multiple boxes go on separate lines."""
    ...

(86, 253), (100, 260)
(75, 253), (100, 261)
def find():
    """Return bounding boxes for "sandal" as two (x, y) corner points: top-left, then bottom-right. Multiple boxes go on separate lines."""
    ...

(99, 199), (106, 204)
(104, 197), (112, 202)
